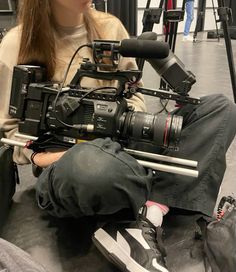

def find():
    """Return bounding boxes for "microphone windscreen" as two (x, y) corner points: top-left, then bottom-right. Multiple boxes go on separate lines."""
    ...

(137, 31), (158, 41)
(119, 39), (169, 59)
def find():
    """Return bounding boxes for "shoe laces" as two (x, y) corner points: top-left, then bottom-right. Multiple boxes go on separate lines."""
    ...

(139, 214), (167, 257)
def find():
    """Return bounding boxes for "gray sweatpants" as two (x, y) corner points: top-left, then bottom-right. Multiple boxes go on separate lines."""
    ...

(36, 94), (236, 218)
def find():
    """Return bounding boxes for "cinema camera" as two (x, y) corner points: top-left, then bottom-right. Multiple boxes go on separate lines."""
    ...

(2, 35), (200, 177)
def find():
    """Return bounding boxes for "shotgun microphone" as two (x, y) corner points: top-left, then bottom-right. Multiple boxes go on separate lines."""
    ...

(91, 38), (169, 59)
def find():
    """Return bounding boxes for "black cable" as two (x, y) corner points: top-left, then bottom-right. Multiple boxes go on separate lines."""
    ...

(52, 44), (91, 129)
(156, 98), (169, 114)
(55, 86), (118, 130)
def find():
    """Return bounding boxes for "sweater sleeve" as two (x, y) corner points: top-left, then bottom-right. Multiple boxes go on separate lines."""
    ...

(0, 28), (32, 164)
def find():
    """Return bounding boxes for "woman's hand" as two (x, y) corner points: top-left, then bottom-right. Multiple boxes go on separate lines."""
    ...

(32, 151), (67, 168)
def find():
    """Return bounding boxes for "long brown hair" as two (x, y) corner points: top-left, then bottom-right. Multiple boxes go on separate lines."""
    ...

(17, 0), (105, 79)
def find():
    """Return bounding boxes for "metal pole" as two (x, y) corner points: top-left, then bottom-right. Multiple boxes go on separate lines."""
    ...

(1, 136), (199, 177)
(124, 148), (198, 167)
(212, 0), (220, 41)
(217, 0), (236, 102)
(0, 138), (26, 147)
(104, 0), (108, 12)
(137, 159), (199, 177)
(136, 0), (165, 71)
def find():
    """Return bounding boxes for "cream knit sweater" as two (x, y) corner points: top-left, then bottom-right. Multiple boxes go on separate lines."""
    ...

(0, 11), (146, 164)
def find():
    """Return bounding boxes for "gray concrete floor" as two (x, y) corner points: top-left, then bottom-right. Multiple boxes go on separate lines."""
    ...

(1, 32), (236, 272)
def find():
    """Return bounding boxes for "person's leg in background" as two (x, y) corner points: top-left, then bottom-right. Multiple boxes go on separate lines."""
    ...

(183, 0), (195, 41)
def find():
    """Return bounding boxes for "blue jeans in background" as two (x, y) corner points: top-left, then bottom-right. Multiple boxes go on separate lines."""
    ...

(184, 1), (194, 36)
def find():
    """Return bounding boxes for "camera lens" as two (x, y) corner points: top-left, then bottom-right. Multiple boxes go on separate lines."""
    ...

(121, 111), (183, 149)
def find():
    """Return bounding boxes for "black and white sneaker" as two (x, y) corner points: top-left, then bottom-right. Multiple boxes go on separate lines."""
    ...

(92, 206), (169, 272)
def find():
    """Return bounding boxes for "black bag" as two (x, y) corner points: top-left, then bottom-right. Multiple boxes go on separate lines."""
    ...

(198, 196), (236, 272)
(0, 144), (19, 232)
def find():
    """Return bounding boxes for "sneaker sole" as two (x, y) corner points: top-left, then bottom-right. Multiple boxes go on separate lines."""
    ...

(93, 228), (168, 272)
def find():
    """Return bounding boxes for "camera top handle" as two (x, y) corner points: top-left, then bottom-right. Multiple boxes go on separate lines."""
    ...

(70, 59), (142, 98)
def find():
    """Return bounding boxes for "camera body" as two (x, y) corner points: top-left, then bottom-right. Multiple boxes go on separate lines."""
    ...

(9, 63), (183, 150)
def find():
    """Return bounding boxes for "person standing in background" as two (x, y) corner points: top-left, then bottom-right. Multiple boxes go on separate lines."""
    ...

(183, 0), (195, 41)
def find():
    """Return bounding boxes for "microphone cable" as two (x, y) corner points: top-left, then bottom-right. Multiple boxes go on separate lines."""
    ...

(52, 44), (91, 130)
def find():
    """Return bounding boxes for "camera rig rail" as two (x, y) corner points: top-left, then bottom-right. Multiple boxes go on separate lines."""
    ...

(1, 132), (199, 178)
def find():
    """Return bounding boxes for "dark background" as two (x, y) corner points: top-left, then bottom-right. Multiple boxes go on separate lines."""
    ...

(1, 0), (236, 38)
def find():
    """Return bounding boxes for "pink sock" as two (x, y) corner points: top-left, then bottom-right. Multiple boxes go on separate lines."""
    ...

(146, 200), (169, 215)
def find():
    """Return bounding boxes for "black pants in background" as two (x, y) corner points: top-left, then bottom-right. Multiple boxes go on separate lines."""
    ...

(36, 94), (236, 218)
